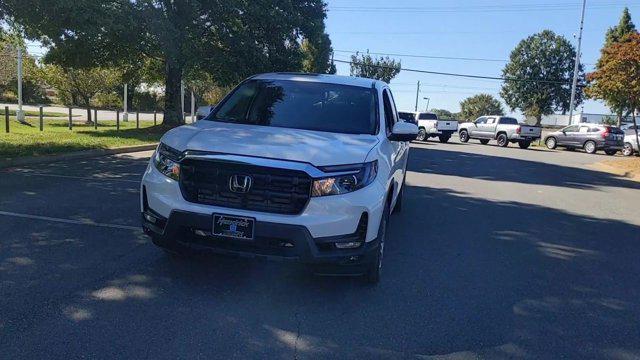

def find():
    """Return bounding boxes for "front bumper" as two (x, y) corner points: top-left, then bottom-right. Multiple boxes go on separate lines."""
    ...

(142, 209), (380, 272)
(141, 162), (386, 242)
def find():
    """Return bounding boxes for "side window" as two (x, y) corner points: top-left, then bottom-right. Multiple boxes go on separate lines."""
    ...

(564, 125), (579, 132)
(487, 117), (496, 124)
(382, 89), (395, 134)
(579, 126), (590, 133)
(387, 89), (399, 125)
(475, 117), (487, 124)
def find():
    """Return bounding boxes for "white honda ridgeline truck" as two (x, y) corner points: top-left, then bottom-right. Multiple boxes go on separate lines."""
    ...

(141, 73), (418, 283)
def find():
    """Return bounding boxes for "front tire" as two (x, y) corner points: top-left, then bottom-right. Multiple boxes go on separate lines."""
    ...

(584, 140), (597, 154)
(479, 139), (490, 145)
(545, 137), (557, 149)
(622, 142), (634, 156)
(518, 140), (531, 149)
(416, 128), (427, 142)
(497, 133), (509, 147)
(459, 130), (470, 143)
(438, 135), (450, 143)
(365, 202), (389, 284)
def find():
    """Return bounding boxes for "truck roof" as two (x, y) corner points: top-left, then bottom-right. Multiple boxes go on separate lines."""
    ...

(251, 73), (384, 89)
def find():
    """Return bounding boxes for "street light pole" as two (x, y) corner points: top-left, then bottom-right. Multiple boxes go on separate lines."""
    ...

(568, 0), (587, 125)
(16, 47), (25, 123)
(123, 84), (129, 122)
(423, 97), (430, 112)
(414, 81), (420, 112)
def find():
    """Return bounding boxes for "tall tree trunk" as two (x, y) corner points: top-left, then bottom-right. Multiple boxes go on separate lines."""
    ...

(163, 60), (183, 126)
(632, 104), (639, 157)
(86, 106), (92, 124)
(617, 110), (623, 127)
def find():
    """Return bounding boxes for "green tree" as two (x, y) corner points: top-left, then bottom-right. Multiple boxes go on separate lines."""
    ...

(349, 53), (401, 83)
(595, 8), (638, 126)
(430, 109), (454, 119)
(1, 0), (328, 126)
(459, 94), (504, 121)
(605, 7), (637, 46)
(40, 65), (121, 123)
(301, 33), (336, 74)
(500, 30), (583, 125)
(0, 25), (47, 105)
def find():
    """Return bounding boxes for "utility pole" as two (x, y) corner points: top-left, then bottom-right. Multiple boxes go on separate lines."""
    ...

(190, 90), (195, 123)
(180, 81), (185, 123)
(568, 0), (587, 125)
(123, 84), (129, 122)
(16, 47), (25, 123)
(414, 81), (420, 112)
(423, 97), (430, 112)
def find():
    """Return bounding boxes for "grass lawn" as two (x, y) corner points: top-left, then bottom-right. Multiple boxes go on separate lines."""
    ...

(0, 117), (166, 159)
(603, 156), (640, 178)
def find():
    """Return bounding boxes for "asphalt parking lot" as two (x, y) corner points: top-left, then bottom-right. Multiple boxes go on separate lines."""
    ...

(2, 140), (639, 359)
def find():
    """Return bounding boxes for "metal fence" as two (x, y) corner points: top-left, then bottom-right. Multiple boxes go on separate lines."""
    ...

(1, 105), (200, 134)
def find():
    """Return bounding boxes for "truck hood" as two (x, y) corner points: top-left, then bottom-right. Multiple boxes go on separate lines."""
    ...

(161, 121), (379, 167)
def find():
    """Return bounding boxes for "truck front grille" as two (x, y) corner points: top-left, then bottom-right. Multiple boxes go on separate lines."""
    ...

(180, 159), (312, 215)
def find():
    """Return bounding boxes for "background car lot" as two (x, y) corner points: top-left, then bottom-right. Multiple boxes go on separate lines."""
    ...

(1, 142), (640, 359)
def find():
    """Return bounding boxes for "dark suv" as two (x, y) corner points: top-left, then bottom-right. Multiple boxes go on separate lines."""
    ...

(544, 124), (625, 155)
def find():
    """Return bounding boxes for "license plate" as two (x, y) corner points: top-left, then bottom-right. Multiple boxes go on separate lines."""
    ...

(213, 214), (255, 240)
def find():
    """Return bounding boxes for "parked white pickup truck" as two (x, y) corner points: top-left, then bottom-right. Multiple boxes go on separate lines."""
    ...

(413, 112), (458, 143)
(458, 116), (541, 149)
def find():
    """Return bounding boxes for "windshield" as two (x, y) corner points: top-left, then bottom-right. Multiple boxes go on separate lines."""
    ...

(398, 112), (415, 121)
(418, 113), (438, 120)
(207, 79), (378, 135)
(499, 117), (519, 125)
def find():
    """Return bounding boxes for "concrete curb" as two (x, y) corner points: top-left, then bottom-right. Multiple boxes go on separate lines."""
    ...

(0, 143), (158, 169)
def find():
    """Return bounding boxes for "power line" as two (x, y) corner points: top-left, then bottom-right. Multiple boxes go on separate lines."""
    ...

(337, 49), (595, 66)
(334, 59), (583, 86)
(335, 49), (506, 63)
(329, 2), (635, 14)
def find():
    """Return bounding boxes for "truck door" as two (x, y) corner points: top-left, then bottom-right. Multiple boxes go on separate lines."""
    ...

(483, 117), (498, 138)
(470, 117), (486, 137)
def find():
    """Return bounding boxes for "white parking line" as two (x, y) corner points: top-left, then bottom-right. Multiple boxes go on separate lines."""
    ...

(0, 210), (140, 231)
(4, 171), (141, 183)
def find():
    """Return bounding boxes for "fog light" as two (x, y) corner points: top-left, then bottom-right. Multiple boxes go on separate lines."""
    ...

(335, 241), (362, 249)
(143, 213), (157, 224)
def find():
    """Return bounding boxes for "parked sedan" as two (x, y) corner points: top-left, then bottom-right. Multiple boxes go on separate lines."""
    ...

(544, 124), (625, 155)
(622, 131), (639, 156)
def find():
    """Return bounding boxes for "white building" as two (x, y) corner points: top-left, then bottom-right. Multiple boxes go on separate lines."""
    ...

(528, 112), (636, 127)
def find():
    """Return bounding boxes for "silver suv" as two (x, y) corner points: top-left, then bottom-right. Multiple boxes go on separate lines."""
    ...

(544, 124), (625, 155)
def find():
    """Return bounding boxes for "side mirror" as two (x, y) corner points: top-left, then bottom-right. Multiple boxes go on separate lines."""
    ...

(389, 121), (418, 142)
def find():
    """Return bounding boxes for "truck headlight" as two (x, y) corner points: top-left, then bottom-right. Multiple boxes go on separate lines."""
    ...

(152, 143), (181, 181)
(312, 161), (378, 197)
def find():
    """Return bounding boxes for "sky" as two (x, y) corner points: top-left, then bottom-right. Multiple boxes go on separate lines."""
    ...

(324, 0), (640, 116)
